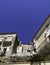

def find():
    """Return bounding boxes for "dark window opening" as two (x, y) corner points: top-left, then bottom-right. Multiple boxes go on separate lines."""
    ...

(0, 41), (2, 45)
(48, 35), (50, 39)
(1, 48), (7, 56)
(27, 50), (31, 52)
(46, 24), (49, 28)
(3, 41), (12, 47)
(3, 48), (7, 55)
(34, 48), (36, 53)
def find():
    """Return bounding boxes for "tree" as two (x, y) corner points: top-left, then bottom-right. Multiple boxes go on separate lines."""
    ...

(27, 54), (46, 65)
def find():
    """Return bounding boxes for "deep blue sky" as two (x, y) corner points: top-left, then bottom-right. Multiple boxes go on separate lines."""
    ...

(0, 0), (50, 43)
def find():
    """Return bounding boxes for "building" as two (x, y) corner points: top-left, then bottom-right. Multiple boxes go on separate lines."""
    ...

(0, 32), (33, 63)
(31, 15), (50, 54)
(0, 15), (50, 64)
(0, 33), (35, 59)
(0, 15), (50, 63)
(16, 43), (32, 57)
(0, 33), (20, 56)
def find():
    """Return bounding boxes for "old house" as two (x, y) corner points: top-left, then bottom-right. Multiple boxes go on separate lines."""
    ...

(31, 15), (50, 54)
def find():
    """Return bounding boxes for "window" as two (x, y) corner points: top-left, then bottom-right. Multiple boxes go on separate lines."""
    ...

(46, 24), (49, 28)
(27, 50), (31, 52)
(3, 41), (12, 47)
(48, 35), (50, 39)
(0, 41), (2, 46)
(33, 47), (36, 53)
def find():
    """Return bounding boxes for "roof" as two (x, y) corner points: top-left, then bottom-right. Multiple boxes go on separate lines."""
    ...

(31, 15), (50, 43)
(0, 32), (17, 35)
(0, 32), (18, 41)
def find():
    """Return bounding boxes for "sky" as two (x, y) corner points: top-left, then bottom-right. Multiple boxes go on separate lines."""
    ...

(0, 0), (50, 44)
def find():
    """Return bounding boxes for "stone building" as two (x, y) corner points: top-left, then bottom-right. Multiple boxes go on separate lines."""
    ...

(31, 15), (50, 55)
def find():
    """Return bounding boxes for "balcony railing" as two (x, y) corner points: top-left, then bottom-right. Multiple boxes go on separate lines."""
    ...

(36, 37), (50, 53)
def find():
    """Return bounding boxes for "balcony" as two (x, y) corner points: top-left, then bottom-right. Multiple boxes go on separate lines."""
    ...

(36, 36), (50, 54)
